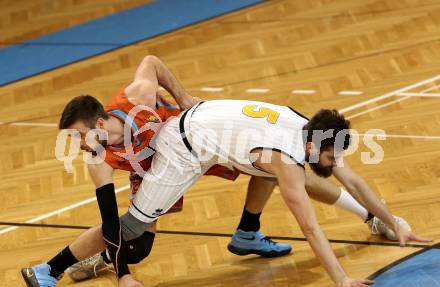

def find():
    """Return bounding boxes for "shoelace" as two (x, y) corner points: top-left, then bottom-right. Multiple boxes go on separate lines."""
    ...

(94, 259), (116, 277)
(370, 216), (400, 235)
(369, 217), (381, 235)
(261, 236), (276, 245)
(369, 199), (389, 235)
(80, 254), (101, 267)
(93, 262), (100, 277)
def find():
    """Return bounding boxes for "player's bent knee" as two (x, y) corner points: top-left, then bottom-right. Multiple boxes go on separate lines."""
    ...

(126, 231), (156, 264)
(120, 212), (153, 241)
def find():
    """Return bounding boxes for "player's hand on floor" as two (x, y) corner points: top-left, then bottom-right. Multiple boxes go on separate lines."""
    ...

(337, 277), (374, 287)
(118, 274), (144, 287)
(395, 227), (433, 247)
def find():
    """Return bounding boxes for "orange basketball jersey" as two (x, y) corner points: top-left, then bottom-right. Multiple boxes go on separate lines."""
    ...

(103, 88), (240, 181)
(103, 88), (180, 173)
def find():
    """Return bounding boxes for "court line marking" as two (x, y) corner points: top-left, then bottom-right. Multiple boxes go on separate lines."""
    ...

(0, 221), (430, 249)
(357, 133), (440, 140)
(200, 87), (224, 92)
(0, 184), (130, 235)
(339, 91), (363, 96)
(1, 75), (439, 235)
(346, 96), (410, 120)
(368, 243), (440, 280)
(397, 92), (440, 97)
(9, 122), (58, 127)
(246, 88), (270, 93)
(346, 83), (440, 120)
(3, 76), (438, 128)
(291, 89), (316, 94)
(339, 74), (440, 114)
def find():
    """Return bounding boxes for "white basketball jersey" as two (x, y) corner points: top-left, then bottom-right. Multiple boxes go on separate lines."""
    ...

(185, 100), (309, 178)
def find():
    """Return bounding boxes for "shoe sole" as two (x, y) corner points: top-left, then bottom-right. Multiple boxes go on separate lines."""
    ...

(21, 268), (40, 287)
(227, 243), (292, 258)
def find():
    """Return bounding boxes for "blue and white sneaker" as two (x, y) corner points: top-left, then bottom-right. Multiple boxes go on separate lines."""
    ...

(21, 263), (58, 287)
(227, 229), (292, 258)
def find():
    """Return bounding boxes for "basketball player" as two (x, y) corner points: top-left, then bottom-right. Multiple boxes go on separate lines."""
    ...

(70, 99), (431, 286)
(21, 56), (420, 286)
(20, 55), (240, 287)
(107, 99), (429, 286)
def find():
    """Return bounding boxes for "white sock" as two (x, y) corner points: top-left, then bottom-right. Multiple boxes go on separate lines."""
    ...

(334, 188), (369, 221)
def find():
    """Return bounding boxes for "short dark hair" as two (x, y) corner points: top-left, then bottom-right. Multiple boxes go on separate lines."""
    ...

(303, 109), (351, 151)
(59, 95), (109, 129)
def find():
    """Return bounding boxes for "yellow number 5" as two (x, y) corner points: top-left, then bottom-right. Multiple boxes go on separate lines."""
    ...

(242, 105), (280, 124)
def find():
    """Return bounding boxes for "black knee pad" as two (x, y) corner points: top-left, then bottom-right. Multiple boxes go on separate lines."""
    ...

(126, 231), (156, 264)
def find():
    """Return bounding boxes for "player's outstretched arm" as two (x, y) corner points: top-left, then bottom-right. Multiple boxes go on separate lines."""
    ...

(125, 55), (198, 110)
(333, 159), (432, 246)
(333, 159), (396, 227)
(254, 151), (373, 287)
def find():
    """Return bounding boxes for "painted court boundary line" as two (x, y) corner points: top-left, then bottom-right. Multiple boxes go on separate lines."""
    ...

(0, 221), (430, 249)
(4, 76), (440, 127)
(345, 84), (440, 120)
(1, 75), (439, 236)
(0, 185), (130, 235)
(368, 243), (440, 280)
(9, 122), (58, 127)
(338, 75), (440, 114)
(357, 133), (440, 140)
(398, 92), (440, 97)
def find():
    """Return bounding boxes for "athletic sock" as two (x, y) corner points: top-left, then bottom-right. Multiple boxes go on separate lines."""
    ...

(237, 208), (261, 232)
(334, 188), (372, 222)
(47, 246), (78, 278)
(365, 211), (375, 222)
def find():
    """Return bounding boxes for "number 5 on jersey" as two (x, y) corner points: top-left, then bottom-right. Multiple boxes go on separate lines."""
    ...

(242, 104), (280, 124)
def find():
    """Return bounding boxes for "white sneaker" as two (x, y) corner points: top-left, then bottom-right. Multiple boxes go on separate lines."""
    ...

(367, 215), (412, 241)
(66, 253), (114, 281)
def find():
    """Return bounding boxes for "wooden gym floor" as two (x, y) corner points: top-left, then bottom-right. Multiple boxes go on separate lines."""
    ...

(1, 0), (440, 286)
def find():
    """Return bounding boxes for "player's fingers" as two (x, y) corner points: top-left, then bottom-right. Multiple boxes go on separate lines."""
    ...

(399, 237), (406, 247)
(360, 279), (374, 285)
(353, 279), (374, 287)
(411, 234), (433, 243)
